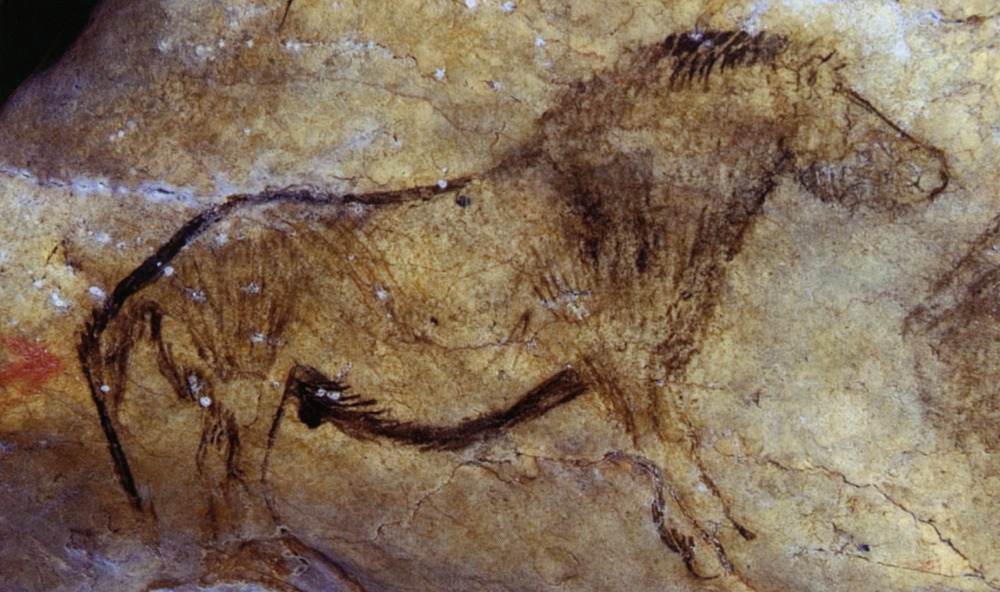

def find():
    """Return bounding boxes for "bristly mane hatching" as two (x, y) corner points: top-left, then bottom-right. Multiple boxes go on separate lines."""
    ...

(647, 30), (787, 87)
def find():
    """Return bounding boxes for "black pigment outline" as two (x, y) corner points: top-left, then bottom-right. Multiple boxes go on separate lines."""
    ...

(269, 363), (586, 451)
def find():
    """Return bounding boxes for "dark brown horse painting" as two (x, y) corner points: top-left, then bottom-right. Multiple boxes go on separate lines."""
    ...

(77, 29), (947, 584)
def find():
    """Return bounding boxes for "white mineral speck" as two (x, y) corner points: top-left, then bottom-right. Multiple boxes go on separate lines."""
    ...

(535, 37), (545, 46)
(199, 396), (212, 408)
(437, 179), (448, 189)
(88, 286), (106, 300)
(191, 290), (206, 303)
(163, 266), (174, 277)
(250, 331), (265, 344)
(336, 362), (352, 379)
(465, 0), (477, 7)
(434, 68), (446, 81)
(100, 385), (110, 393)
(32, 279), (43, 289)
(500, 1), (516, 11)
(50, 293), (70, 308)
(246, 39), (254, 48)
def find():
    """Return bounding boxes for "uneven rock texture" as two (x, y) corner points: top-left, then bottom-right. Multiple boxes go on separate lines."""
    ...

(1, 1), (1000, 591)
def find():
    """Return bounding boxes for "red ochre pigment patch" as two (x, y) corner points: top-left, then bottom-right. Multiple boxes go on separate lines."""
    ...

(0, 335), (62, 391)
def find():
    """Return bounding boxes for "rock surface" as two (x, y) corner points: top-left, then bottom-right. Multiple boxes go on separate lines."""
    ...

(2, 1), (1000, 591)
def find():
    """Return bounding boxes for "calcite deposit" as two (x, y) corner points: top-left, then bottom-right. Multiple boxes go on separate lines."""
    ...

(1, 1), (999, 591)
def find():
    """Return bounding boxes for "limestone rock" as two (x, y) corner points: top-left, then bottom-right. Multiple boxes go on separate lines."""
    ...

(1, 1), (999, 591)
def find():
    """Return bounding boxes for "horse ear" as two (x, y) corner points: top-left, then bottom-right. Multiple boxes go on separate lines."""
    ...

(791, 88), (948, 210)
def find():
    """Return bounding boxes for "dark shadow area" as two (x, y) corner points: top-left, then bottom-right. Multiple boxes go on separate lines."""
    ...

(0, 0), (102, 107)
